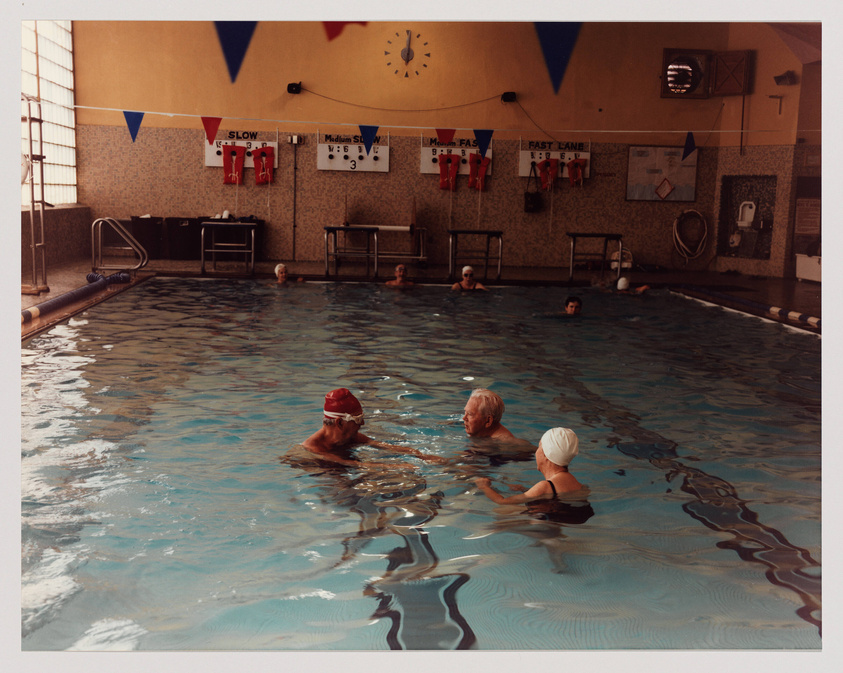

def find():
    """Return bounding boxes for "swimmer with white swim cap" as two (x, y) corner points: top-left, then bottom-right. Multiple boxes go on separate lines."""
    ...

(273, 262), (305, 284)
(275, 263), (288, 283)
(451, 265), (488, 292)
(474, 427), (584, 503)
(616, 276), (650, 294)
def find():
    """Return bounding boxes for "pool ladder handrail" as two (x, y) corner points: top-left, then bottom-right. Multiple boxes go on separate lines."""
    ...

(92, 217), (149, 272)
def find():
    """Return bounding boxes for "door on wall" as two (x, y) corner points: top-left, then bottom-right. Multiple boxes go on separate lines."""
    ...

(717, 175), (776, 259)
(792, 176), (821, 257)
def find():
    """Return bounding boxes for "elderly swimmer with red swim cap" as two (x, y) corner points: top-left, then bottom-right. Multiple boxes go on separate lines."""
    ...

(474, 427), (584, 504)
(301, 388), (446, 468)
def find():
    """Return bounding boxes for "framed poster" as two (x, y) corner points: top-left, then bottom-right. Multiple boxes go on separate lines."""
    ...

(626, 146), (697, 201)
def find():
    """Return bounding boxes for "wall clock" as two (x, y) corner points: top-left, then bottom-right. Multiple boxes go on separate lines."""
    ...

(385, 29), (430, 78)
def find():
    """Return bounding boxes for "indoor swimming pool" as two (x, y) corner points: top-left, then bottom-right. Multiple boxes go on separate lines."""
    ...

(20, 278), (822, 651)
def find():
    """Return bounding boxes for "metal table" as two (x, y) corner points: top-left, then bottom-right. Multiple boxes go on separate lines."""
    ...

(566, 232), (623, 281)
(447, 229), (503, 280)
(324, 225), (380, 277)
(200, 220), (261, 274)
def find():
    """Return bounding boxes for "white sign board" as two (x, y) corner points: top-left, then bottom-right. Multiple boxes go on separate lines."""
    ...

(517, 149), (590, 178)
(204, 140), (278, 168)
(419, 146), (493, 175)
(317, 143), (389, 172)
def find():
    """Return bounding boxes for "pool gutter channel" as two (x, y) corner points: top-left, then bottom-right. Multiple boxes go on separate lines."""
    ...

(671, 285), (821, 335)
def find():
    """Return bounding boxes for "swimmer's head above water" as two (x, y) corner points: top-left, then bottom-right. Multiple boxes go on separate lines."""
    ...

(323, 387), (364, 426)
(540, 427), (579, 467)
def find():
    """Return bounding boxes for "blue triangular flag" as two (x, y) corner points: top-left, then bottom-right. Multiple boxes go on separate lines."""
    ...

(123, 111), (144, 142)
(359, 125), (379, 155)
(473, 129), (493, 158)
(534, 22), (582, 94)
(215, 21), (257, 83)
(682, 132), (697, 160)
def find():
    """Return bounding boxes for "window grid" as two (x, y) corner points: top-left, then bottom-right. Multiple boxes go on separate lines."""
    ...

(22, 20), (77, 206)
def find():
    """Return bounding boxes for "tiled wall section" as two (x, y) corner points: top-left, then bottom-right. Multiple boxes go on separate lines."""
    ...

(76, 126), (805, 275)
(21, 205), (92, 277)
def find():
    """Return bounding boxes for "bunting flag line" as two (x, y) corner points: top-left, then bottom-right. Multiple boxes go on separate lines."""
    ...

(215, 21), (258, 83)
(323, 22), (368, 41)
(123, 111), (144, 142)
(435, 128), (456, 145)
(359, 125), (379, 155)
(534, 22), (582, 94)
(683, 131), (697, 160)
(201, 117), (223, 145)
(473, 129), (494, 158)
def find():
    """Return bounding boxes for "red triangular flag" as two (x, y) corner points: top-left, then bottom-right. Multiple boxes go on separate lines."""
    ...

(436, 129), (456, 145)
(201, 117), (223, 145)
(323, 22), (367, 41)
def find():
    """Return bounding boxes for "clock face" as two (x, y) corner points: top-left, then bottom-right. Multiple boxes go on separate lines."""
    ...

(385, 29), (430, 78)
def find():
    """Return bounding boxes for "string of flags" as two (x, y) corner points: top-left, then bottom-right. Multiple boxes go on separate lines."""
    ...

(121, 21), (583, 143)
(116, 20), (698, 188)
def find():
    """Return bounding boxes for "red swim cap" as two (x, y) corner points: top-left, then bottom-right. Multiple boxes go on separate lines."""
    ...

(323, 388), (363, 417)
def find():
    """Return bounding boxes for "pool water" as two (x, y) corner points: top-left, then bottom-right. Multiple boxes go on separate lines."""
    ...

(20, 278), (822, 650)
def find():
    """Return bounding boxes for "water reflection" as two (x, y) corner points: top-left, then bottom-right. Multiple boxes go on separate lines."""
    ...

(282, 446), (477, 649)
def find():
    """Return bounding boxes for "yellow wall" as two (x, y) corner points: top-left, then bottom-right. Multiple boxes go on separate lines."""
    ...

(71, 20), (819, 277)
(73, 21), (805, 147)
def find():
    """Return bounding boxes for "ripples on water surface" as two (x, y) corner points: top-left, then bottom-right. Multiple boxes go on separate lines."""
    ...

(21, 278), (821, 651)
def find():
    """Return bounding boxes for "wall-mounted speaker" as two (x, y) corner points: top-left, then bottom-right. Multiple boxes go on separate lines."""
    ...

(660, 49), (711, 99)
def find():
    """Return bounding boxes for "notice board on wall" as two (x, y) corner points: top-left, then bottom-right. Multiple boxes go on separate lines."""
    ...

(626, 146), (697, 201)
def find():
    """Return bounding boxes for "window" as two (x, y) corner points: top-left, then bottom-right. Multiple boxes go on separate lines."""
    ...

(22, 20), (77, 206)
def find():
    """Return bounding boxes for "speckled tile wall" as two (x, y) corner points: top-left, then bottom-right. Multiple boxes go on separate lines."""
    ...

(74, 126), (812, 275)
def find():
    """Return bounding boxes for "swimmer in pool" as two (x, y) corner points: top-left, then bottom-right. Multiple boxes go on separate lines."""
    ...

(301, 388), (446, 468)
(564, 296), (582, 315)
(274, 263), (305, 284)
(474, 427), (583, 503)
(616, 276), (649, 294)
(462, 388), (515, 440)
(451, 266), (488, 292)
(385, 263), (414, 288)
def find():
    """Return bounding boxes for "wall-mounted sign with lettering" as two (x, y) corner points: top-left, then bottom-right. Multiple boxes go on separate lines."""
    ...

(517, 140), (590, 178)
(204, 138), (278, 168)
(419, 137), (493, 175)
(316, 141), (390, 172)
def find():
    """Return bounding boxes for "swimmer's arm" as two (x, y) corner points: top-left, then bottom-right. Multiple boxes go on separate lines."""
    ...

(364, 436), (449, 465)
(474, 477), (551, 504)
(303, 444), (409, 470)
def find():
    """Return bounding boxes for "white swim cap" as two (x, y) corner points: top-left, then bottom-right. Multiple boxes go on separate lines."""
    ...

(540, 427), (579, 467)
(617, 276), (630, 291)
(274, 263), (287, 275)
(462, 265), (474, 275)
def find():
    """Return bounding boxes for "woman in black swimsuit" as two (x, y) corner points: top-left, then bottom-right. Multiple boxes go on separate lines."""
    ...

(451, 265), (488, 291)
(474, 427), (583, 504)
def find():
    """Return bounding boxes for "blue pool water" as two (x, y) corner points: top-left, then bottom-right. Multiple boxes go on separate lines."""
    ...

(20, 278), (821, 651)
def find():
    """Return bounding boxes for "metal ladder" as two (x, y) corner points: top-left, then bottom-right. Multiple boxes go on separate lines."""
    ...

(21, 93), (49, 295)
(91, 217), (149, 272)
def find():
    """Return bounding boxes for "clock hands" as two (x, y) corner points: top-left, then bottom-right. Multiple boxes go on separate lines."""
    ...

(400, 30), (414, 65)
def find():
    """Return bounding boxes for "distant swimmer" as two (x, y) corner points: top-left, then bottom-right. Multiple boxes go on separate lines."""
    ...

(273, 263), (305, 284)
(564, 296), (582, 315)
(385, 264), (414, 288)
(451, 266), (487, 292)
